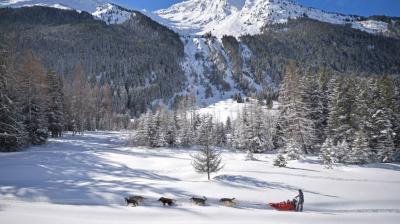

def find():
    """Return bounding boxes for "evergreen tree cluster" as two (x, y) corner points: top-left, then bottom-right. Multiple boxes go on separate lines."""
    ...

(0, 49), (64, 151)
(134, 98), (277, 156)
(275, 61), (400, 165)
(0, 49), (129, 151)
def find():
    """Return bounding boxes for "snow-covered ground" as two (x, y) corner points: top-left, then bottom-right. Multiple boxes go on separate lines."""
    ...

(196, 98), (279, 122)
(1, 132), (400, 223)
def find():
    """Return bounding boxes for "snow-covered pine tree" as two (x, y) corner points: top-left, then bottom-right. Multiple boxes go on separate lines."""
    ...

(378, 75), (400, 151)
(301, 70), (324, 150)
(326, 76), (356, 145)
(233, 105), (249, 151)
(153, 109), (167, 147)
(226, 116), (232, 133)
(0, 50), (28, 151)
(249, 102), (267, 153)
(16, 50), (48, 145)
(214, 122), (227, 147)
(192, 116), (223, 180)
(70, 64), (90, 135)
(285, 139), (303, 160)
(320, 138), (335, 169)
(177, 110), (192, 147)
(371, 109), (395, 162)
(136, 111), (152, 146)
(317, 67), (333, 142)
(273, 153), (287, 167)
(100, 83), (113, 130)
(325, 77), (340, 142)
(278, 61), (318, 155)
(334, 140), (350, 163)
(165, 111), (178, 147)
(46, 70), (64, 138)
(346, 131), (371, 164)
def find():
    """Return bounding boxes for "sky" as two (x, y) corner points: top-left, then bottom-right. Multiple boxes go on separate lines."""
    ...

(114, 0), (400, 16)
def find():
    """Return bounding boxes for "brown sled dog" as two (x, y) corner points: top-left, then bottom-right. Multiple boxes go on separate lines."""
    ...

(190, 196), (207, 206)
(219, 198), (236, 207)
(158, 197), (175, 206)
(124, 197), (139, 207)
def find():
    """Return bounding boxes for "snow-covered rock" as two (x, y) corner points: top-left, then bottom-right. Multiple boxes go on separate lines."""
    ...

(154, 0), (388, 38)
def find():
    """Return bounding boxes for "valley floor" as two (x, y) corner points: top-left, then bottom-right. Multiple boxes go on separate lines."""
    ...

(1, 132), (400, 224)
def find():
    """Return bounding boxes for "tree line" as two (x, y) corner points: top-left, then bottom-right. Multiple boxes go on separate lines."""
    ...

(133, 61), (400, 166)
(275, 61), (400, 166)
(0, 49), (129, 152)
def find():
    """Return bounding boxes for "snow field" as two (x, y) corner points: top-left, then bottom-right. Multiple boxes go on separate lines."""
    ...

(1, 132), (400, 224)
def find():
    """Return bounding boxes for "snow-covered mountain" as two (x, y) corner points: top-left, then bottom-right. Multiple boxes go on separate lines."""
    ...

(155, 0), (388, 37)
(92, 3), (134, 24)
(0, 0), (133, 24)
(0, 0), (391, 36)
(0, 0), (108, 12)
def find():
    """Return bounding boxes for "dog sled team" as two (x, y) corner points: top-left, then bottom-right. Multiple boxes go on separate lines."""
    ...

(125, 189), (304, 212)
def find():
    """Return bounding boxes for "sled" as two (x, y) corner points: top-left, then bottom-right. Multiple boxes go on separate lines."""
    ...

(269, 201), (296, 211)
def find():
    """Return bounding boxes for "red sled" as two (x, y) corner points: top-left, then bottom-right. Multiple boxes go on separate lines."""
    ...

(269, 201), (296, 211)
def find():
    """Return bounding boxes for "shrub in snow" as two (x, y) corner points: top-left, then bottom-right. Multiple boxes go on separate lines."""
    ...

(245, 150), (255, 161)
(273, 154), (287, 167)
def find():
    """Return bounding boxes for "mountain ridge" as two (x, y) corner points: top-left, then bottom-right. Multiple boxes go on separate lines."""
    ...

(1, 0), (398, 37)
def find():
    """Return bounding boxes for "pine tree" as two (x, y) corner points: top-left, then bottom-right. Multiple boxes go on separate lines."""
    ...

(284, 139), (303, 161)
(250, 103), (268, 153)
(136, 111), (152, 146)
(46, 70), (64, 138)
(273, 153), (287, 167)
(165, 111), (178, 147)
(153, 109), (167, 147)
(301, 70), (324, 149)
(326, 76), (356, 145)
(192, 117), (223, 180)
(16, 50), (48, 145)
(100, 83), (113, 130)
(0, 50), (28, 151)
(71, 64), (88, 135)
(372, 109), (395, 162)
(333, 140), (349, 163)
(214, 122), (227, 147)
(346, 131), (371, 164)
(277, 61), (318, 155)
(177, 110), (192, 147)
(320, 138), (335, 169)
(226, 116), (232, 133)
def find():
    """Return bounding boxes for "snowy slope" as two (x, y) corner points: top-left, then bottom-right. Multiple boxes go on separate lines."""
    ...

(1, 132), (400, 224)
(155, 0), (388, 38)
(196, 98), (279, 122)
(0, 0), (133, 24)
(92, 3), (134, 24)
(174, 36), (264, 107)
